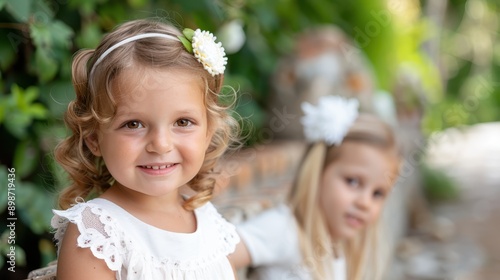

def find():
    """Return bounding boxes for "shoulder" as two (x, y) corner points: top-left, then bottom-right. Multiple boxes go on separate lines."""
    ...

(236, 204), (300, 266)
(238, 204), (295, 236)
(51, 199), (128, 272)
(196, 202), (240, 255)
(51, 200), (101, 239)
(51, 199), (118, 241)
(56, 222), (116, 279)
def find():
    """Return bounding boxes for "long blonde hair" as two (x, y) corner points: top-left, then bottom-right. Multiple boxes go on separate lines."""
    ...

(55, 19), (239, 211)
(288, 113), (399, 280)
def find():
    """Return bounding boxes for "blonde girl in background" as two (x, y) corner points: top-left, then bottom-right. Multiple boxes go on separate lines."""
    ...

(51, 19), (240, 280)
(230, 96), (401, 280)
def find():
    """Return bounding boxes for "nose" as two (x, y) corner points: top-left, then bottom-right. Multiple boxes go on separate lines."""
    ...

(354, 191), (372, 211)
(146, 128), (172, 154)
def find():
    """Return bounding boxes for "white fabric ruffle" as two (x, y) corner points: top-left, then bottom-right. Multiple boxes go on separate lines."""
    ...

(51, 198), (239, 280)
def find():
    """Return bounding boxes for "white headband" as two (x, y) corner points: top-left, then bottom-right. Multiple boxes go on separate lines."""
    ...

(89, 29), (227, 77)
(90, 33), (179, 76)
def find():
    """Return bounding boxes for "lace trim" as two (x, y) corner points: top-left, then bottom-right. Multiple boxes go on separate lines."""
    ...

(52, 203), (127, 271)
(203, 202), (240, 255)
(51, 200), (239, 272)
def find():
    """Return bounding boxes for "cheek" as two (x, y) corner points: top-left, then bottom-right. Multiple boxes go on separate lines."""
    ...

(321, 179), (349, 203)
(181, 135), (209, 160)
(319, 182), (348, 215)
(368, 204), (384, 223)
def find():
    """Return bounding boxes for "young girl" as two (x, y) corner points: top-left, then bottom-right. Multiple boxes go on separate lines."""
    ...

(230, 96), (401, 280)
(51, 19), (240, 280)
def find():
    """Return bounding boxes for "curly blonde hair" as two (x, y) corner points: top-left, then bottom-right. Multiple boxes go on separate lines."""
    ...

(55, 19), (239, 211)
(288, 113), (400, 280)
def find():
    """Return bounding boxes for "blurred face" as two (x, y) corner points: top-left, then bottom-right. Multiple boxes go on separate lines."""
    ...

(90, 67), (212, 200)
(319, 142), (396, 241)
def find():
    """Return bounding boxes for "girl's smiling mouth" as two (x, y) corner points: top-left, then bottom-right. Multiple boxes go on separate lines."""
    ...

(138, 163), (178, 174)
(141, 164), (175, 169)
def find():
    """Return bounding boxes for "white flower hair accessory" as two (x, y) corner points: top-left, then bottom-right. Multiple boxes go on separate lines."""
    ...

(179, 28), (227, 76)
(90, 28), (227, 77)
(301, 96), (359, 146)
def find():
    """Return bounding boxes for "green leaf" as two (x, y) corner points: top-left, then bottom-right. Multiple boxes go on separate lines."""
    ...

(4, 111), (30, 138)
(97, 2), (128, 24)
(30, 23), (52, 49)
(0, 167), (7, 212)
(31, 0), (55, 21)
(14, 246), (26, 266)
(29, 20), (73, 82)
(422, 164), (459, 202)
(75, 23), (102, 49)
(69, 0), (104, 16)
(3, 85), (49, 138)
(35, 49), (58, 82)
(178, 36), (193, 53)
(182, 28), (195, 41)
(30, 20), (73, 50)
(49, 20), (74, 49)
(0, 96), (6, 123)
(23, 86), (39, 103)
(13, 140), (39, 179)
(5, 0), (32, 22)
(0, 229), (25, 268)
(26, 103), (48, 119)
(0, 33), (17, 70)
(127, 0), (147, 9)
(11, 83), (22, 100)
(17, 181), (55, 234)
(0, 0), (7, 10)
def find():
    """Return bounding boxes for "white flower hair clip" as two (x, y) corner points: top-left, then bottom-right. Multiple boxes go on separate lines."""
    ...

(91, 28), (227, 77)
(301, 96), (359, 146)
(179, 28), (227, 76)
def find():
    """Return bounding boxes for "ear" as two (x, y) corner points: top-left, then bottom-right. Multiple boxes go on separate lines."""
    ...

(85, 133), (102, 157)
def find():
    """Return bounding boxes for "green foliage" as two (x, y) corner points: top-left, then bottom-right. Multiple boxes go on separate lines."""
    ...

(421, 164), (460, 202)
(1, 85), (48, 138)
(5, 0), (32, 22)
(0, 0), (497, 274)
(30, 20), (74, 82)
(422, 0), (500, 134)
(0, 229), (27, 267)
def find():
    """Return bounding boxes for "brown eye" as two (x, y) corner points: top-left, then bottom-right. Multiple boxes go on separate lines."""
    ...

(176, 119), (191, 127)
(373, 189), (386, 199)
(125, 121), (142, 129)
(346, 177), (360, 188)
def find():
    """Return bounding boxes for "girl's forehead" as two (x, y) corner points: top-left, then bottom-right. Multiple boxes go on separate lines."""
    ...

(112, 67), (204, 98)
(330, 142), (398, 173)
(338, 142), (395, 160)
(117, 66), (202, 85)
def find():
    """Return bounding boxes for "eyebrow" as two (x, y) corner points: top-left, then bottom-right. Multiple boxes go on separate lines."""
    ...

(114, 108), (204, 118)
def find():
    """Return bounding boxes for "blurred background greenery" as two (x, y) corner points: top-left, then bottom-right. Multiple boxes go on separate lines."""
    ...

(0, 0), (499, 278)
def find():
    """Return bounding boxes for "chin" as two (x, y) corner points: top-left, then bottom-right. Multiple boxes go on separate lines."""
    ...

(341, 229), (360, 241)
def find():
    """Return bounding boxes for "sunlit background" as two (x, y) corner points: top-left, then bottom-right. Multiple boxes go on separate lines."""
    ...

(0, 0), (499, 279)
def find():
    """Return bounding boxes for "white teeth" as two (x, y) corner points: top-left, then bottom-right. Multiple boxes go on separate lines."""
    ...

(144, 165), (173, 169)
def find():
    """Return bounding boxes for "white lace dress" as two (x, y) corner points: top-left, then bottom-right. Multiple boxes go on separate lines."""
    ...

(51, 198), (239, 280)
